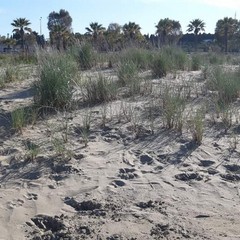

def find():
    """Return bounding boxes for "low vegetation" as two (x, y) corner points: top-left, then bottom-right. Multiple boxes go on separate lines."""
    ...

(34, 52), (78, 109)
(0, 43), (239, 152)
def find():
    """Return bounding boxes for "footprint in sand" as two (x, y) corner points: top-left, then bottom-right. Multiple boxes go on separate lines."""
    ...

(220, 164), (240, 181)
(175, 172), (203, 181)
(118, 168), (139, 180)
(198, 160), (215, 167)
(111, 180), (126, 187)
(24, 192), (38, 200)
(139, 154), (154, 165)
(224, 164), (240, 173)
(7, 198), (25, 209)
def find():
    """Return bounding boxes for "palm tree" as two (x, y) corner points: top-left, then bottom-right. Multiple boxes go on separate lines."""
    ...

(85, 22), (106, 41)
(215, 17), (238, 52)
(187, 19), (205, 50)
(155, 18), (182, 46)
(50, 24), (69, 50)
(11, 18), (31, 49)
(122, 22), (141, 40)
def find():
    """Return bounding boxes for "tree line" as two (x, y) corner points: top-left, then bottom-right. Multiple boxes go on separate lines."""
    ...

(1, 9), (240, 53)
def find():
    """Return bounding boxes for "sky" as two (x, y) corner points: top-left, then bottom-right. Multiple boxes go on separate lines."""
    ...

(0, 0), (239, 38)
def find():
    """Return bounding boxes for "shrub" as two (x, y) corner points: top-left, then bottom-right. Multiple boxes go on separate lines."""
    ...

(207, 67), (240, 105)
(24, 140), (40, 161)
(119, 47), (153, 70)
(78, 43), (95, 70)
(219, 106), (233, 133)
(13, 53), (38, 65)
(117, 61), (142, 96)
(151, 54), (168, 78)
(34, 52), (78, 109)
(162, 86), (186, 131)
(0, 65), (21, 88)
(0, 54), (12, 67)
(161, 46), (188, 71)
(11, 108), (26, 133)
(81, 74), (117, 104)
(208, 53), (225, 65)
(189, 109), (205, 145)
(151, 47), (188, 78)
(191, 54), (202, 71)
(117, 61), (138, 86)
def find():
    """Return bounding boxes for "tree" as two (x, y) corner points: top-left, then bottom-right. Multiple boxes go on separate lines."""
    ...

(48, 9), (72, 50)
(155, 18), (182, 46)
(85, 22), (106, 41)
(0, 36), (17, 52)
(49, 25), (66, 50)
(107, 23), (122, 34)
(105, 23), (122, 51)
(122, 22), (141, 40)
(32, 31), (45, 48)
(11, 18), (31, 49)
(187, 19), (205, 50)
(24, 33), (38, 51)
(215, 17), (239, 52)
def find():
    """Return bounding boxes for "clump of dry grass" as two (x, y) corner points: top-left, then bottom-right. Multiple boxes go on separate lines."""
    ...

(161, 86), (186, 132)
(189, 108), (205, 145)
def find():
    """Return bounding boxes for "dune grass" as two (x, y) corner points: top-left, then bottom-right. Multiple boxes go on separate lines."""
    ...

(81, 73), (117, 104)
(207, 67), (240, 105)
(34, 51), (78, 109)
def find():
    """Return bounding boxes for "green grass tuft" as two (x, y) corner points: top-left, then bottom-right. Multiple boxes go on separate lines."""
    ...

(34, 52), (78, 109)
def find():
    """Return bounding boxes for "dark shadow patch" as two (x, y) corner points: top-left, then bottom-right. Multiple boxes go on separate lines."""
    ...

(199, 160), (215, 167)
(51, 163), (81, 174)
(175, 172), (203, 181)
(0, 156), (53, 184)
(140, 154), (154, 165)
(64, 197), (102, 211)
(22, 171), (41, 180)
(112, 179), (126, 187)
(224, 164), (240, 173)
(220, 173), (240, 182)
(1, 87), (34, 100)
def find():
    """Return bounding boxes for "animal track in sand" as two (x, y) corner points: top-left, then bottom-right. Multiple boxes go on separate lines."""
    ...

(24, 192), (38, 200)
(220, 173), (240, 182)
(175, 172), (203, 181)
(7, 198), (25, 209)
(224, 164), (240, 173)
(111, 179), (126, 187)
(118, 168), (139, 180)
(139, 154), (154, 165)
(198, 160), (215, 167)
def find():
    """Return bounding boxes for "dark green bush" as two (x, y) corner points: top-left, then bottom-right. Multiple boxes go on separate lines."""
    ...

(120, 48), (153, 70)
(117, 61), (138, 86)
(151, 54), (168, 78)
(78, 43), (95, 70)
(207, 67), (240, 105)
(161, 46), (188, 71)
(34, 52), (77, 109)
(191, 54), (202, 71)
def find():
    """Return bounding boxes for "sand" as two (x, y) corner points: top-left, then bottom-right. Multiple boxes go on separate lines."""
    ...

(0, 67), (240, 240)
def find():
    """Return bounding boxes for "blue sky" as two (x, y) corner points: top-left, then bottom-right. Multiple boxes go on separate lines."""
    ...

(0, 0), (239, 38)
